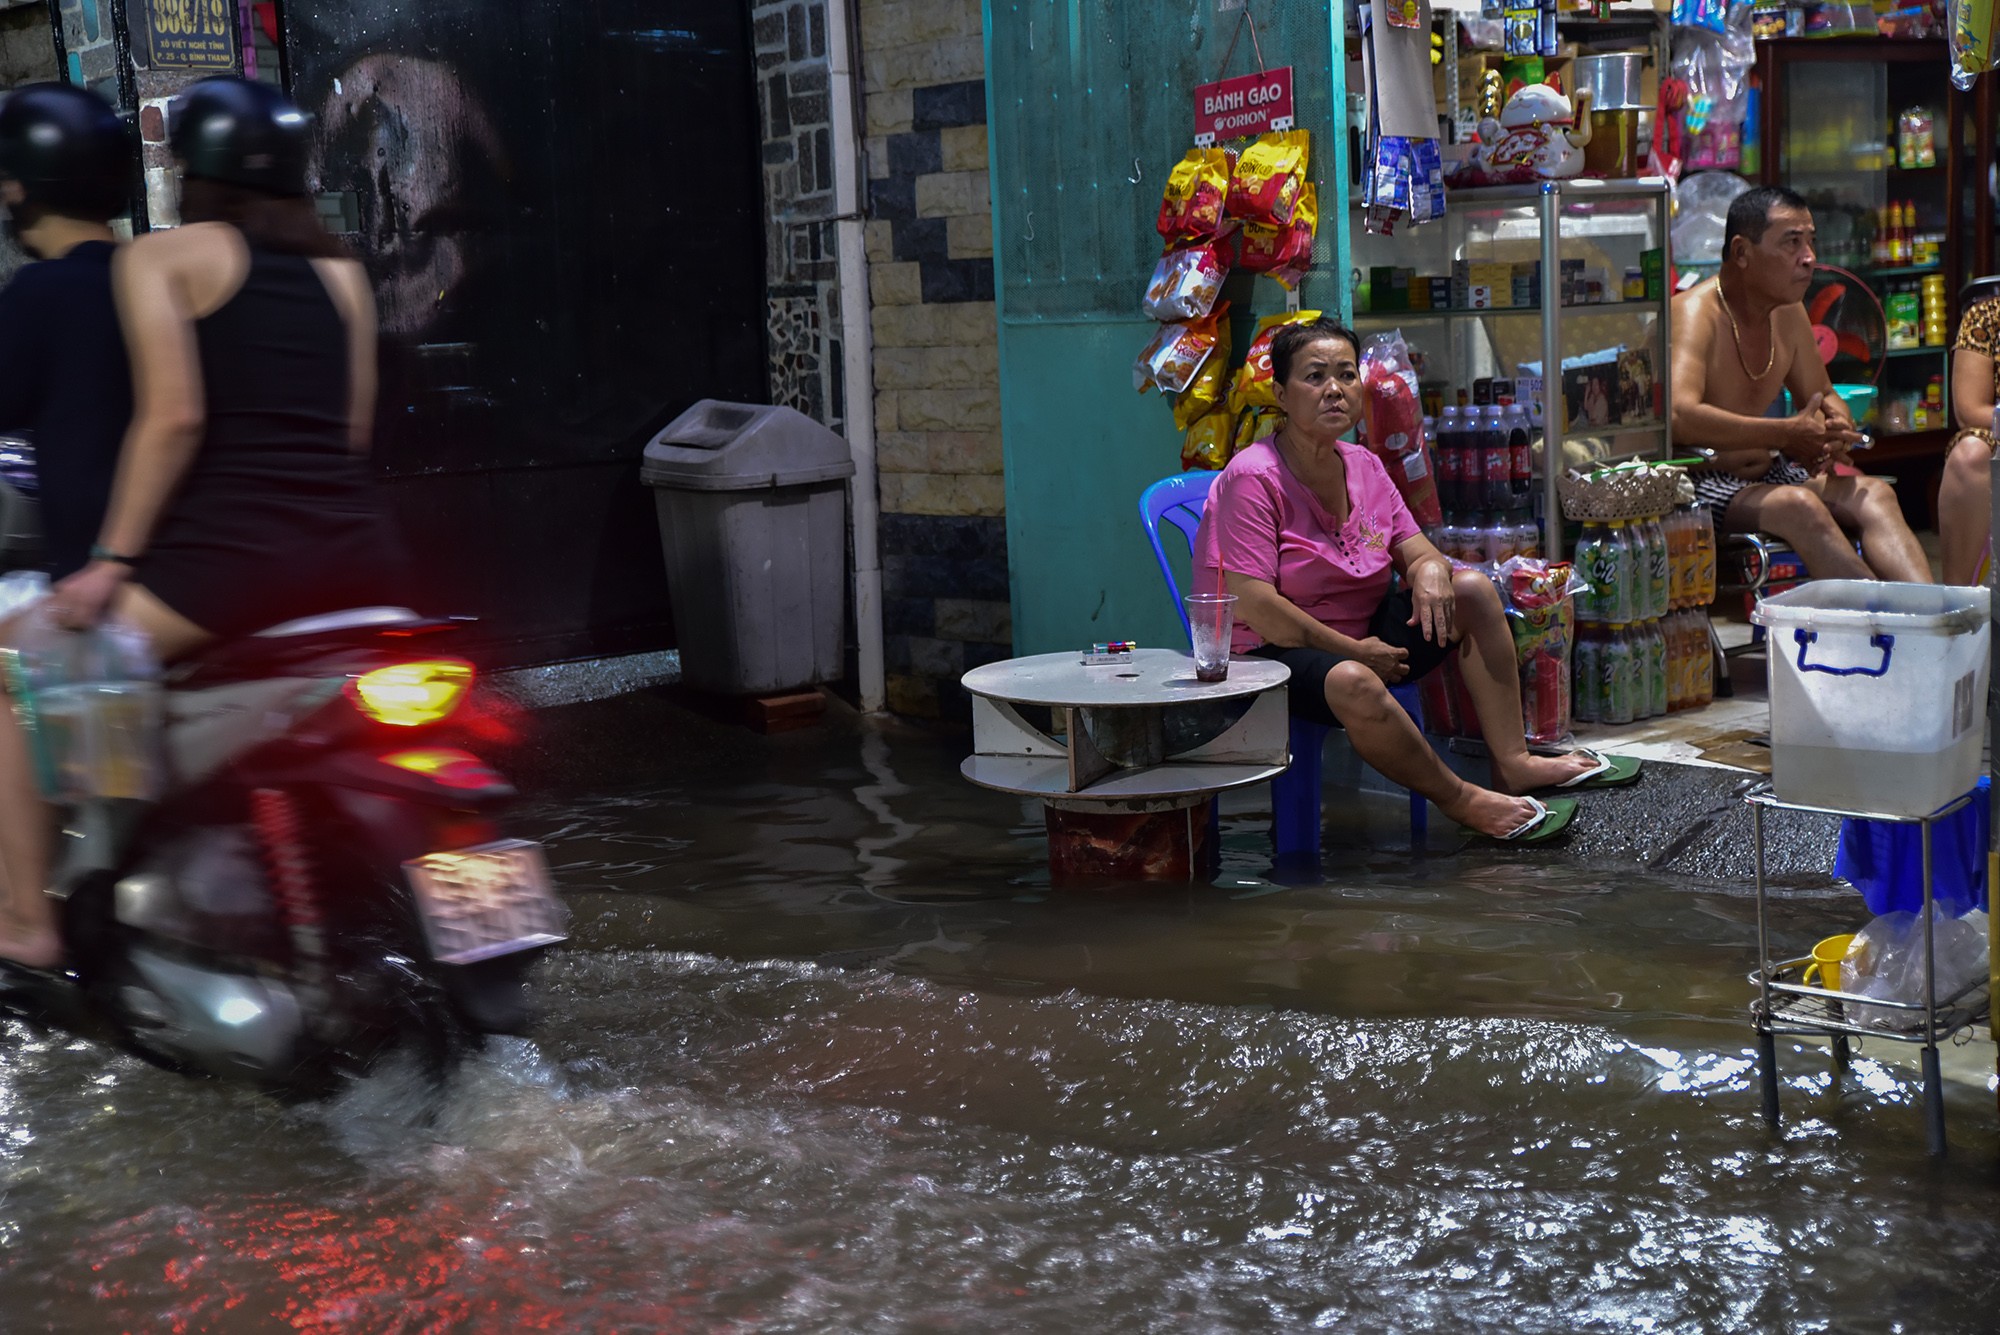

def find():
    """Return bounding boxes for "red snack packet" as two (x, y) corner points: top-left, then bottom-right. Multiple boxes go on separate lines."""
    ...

(1360, 330), (1441, 527)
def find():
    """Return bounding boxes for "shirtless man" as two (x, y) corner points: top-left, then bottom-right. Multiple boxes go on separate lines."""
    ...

(1670, 185), (1932, 583)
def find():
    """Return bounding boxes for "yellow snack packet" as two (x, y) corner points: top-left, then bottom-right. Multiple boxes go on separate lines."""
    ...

(1230, 309), (1321, 414)
(1226, 130), (1309, 227)
(1181, 406), (1237, 471)
(1172, 319), (1233, 431)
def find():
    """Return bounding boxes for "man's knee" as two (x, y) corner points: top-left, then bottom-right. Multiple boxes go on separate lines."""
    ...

(1852, 474), (1909, 523)
(1757, 484), (1838, 535)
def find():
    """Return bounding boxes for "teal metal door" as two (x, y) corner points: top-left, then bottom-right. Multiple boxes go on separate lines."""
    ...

(985, 1), (1347, 654)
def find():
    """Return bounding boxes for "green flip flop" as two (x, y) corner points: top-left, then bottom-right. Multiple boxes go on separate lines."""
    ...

(1487, 796), (1579, 844)
(1544, 749), (1642, 793)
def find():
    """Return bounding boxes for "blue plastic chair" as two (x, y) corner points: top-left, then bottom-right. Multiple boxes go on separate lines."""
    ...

(1137, 472), (1429, 865)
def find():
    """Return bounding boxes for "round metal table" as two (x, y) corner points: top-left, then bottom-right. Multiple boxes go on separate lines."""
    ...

(960, 648), (1291, 880)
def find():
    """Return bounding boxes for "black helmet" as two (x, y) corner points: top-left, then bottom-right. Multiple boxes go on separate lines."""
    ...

(0, 82), (132, 222)
(169, 77), (312, 195)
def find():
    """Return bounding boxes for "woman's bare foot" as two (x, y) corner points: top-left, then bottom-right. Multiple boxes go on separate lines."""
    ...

(1439, 784), (1546, 839)
(1492, 750), (1602, 796)
(0, 920), (61, 971)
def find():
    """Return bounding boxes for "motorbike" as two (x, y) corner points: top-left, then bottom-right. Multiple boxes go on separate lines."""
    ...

(1, 440), (566, 1088)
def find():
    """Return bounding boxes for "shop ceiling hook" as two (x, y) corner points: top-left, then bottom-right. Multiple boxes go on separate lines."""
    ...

(1024, 211), (1036, 242)
(1128, 158), (1142, 184)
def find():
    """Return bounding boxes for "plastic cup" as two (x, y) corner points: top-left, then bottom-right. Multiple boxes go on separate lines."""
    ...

(1804, 933), (1858, 995)
(1185, 594), (1237, 682)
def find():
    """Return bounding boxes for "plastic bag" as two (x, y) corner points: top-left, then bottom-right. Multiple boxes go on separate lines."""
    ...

(1844, 908), (1991, 1030)
(1360, 330), (1442, 527)
(1835, 776), (1990, 918)
(1143, 241), (1229, 322)
(1499, 556), (1585, 747)
(1181, 406), (1237, 471)
(1, 599), (164, 802)
(1952, 0), (2000, 89)
(1134, 302), (1228, 396)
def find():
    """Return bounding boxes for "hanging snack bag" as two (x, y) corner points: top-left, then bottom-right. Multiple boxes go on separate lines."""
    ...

(1235, 405), (1281, 453)
(1270, 184), (1319, 290)
(1133, 301), (1228, 396)
(1157, 148), (1233, 242)
(1230, 309), (1321, 414)
(1181, 405), (1238, 471)
(1226, 130), (1308, 228)
(1359, 331), (1441, 528)
(1143, 240), (1229, 322)
(1172, 319), (1233, 431)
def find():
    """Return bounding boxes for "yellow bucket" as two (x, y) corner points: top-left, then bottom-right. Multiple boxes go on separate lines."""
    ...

(1803, 933), (1857, 994)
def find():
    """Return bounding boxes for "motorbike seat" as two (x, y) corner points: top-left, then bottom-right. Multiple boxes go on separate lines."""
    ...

(170, 607), (450, 688)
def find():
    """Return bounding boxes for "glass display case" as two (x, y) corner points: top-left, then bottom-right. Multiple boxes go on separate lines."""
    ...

(1350, 179), (1673, 559)
(1755, 35), (1966, 474)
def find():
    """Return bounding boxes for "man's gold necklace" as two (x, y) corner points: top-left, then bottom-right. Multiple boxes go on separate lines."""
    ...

(1716, 282), (1776, 379)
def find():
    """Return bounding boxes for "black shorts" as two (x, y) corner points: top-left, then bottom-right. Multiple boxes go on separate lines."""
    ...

(1248, 587), (1455, 728)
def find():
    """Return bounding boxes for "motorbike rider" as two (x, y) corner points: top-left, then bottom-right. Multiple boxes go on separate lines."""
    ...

(0, 82), (135, 580)
(1, 77), (401, 973)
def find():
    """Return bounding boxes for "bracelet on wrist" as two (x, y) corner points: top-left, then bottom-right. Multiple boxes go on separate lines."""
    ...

(89, 544), (139, 566)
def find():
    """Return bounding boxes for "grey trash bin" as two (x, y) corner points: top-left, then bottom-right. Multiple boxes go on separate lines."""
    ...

(641, 400), (857, 695)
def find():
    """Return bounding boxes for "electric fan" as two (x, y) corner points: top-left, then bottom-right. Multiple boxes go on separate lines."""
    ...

(1804, 264), (1888, 385)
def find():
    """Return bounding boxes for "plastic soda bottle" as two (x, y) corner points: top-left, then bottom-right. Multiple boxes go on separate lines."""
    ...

(1573, 522), (1606, 621)
(1514, 515), (1541, 561)
(1691, 506), (1717, 602)
(1666, 509), (1692, 608)
(1481, 407), (1512, 510)
(1606, 520), (1636, 624)
(1506, 403), (1534, 509)
(1642, 517), (1670, 618)
(1693, 614), (1715, 704)
(1435, 405), (1463, 516)
(1665, 611), (1688, 712)
(1600, 623), (1635, 725)
(1572, 623), (1602, 723)
(1644, 619), (1668, 719)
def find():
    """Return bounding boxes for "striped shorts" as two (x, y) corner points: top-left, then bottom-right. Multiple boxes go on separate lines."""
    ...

(1688, 457), (1813, 521)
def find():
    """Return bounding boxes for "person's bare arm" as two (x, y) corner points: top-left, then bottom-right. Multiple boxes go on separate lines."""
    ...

(1954, 348), (1994, 435)
(1668, 291), (1780, 462)
(1223, 571), (1409, 682)
(313, 257), (377, 453)
(1392, 534), (1457, 645)
(1776, 305), (1859, 468)
(96, 241), (206, 558)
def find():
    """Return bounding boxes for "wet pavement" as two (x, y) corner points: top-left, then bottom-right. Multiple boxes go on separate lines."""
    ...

(3, 689), (1998, 1332)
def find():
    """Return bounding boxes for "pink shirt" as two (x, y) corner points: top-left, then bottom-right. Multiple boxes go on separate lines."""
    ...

(1194, 437), (1420, 653)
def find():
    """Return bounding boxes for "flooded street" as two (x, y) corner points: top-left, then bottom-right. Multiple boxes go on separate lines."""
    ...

(4, 693), (1998, 1332)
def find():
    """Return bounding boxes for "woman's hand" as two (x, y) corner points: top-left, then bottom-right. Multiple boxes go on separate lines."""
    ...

(49, 560), (130, 631)
(1351, 636), (1410, 683)
(1407, 555), (1457, 646)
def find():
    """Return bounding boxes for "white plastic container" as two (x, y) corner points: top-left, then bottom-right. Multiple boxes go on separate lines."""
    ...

(1752, 581), (1990, 817)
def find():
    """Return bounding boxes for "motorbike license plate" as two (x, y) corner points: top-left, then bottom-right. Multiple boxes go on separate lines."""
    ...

(403, 839), (567, 964)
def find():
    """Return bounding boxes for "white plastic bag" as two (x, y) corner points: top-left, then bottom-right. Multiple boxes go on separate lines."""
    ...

(1844, 909), (1991, 1031)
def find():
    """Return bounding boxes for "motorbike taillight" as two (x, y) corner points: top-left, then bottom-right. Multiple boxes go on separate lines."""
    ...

(347, 659), (474, 727)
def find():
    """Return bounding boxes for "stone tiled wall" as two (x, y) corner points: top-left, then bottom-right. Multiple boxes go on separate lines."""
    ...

(752, 0), (843, 433)
(53, 0), (119, 105)
(857, 0), (1007, 719)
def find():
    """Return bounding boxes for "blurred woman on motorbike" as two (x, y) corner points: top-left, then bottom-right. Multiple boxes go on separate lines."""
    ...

(2, 78), (399, 972)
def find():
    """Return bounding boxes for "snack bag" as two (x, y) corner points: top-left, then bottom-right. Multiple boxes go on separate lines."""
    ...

(1156, 148), (1232, 241)
(1499, 556), (1585, 746)
(1225, 130), (1308, 228)
(1359, 330), (1441, 528)
(1270, 184), (1318, 290)
(1230, 309), (1321, 413)
(1181, 405), (1237, 471)
(1143, 240), (1228, 322)
(1172, 318), (1232, 431)
(1235, 405), (1281, 453)
(1133, 301), (1228, 396)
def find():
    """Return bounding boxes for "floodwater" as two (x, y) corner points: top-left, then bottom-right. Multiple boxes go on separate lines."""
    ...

(3, 692), (1998, 1332)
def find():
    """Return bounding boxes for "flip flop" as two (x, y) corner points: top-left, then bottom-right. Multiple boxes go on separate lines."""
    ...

(1546, 749), (1642, 792)
(1486, 796), (1578, 844)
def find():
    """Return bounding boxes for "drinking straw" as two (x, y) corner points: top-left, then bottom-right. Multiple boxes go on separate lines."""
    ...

(1215, 562), (1228, 647)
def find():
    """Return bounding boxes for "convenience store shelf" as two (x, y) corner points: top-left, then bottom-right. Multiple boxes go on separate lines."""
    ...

(1354, 301), (1663, 321)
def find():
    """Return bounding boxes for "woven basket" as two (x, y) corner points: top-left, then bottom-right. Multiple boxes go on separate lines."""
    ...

(1558, 463), (1693, 521)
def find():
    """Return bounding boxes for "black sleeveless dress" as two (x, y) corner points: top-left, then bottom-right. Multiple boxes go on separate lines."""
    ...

(135, 246), (401, 638)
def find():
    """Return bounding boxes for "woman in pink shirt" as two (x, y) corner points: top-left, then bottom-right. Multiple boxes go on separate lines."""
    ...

(1195, 320), (1620, 839)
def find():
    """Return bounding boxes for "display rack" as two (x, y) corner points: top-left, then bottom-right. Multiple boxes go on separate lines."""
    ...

(1352, 178), (1674, 560)
(1745, 784), (1989, 1158)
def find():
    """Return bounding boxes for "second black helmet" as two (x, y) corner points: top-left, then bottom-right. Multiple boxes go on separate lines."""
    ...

(0, 82), (132, 222)
(170, 77), (311, 195)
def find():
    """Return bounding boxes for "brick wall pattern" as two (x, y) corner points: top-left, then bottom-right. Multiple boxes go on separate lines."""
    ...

(857, 0), (1008, 719)
(752, 0), (843, 433)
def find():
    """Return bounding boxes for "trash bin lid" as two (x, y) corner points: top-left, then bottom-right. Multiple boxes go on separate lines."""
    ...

(640, 400), (858, 491)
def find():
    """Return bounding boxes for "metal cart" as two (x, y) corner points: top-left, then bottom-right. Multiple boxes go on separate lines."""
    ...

(1747, 785), (1989, 1156)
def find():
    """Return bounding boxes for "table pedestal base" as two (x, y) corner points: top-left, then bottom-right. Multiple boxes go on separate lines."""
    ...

(1044, 794), (1213, 883)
